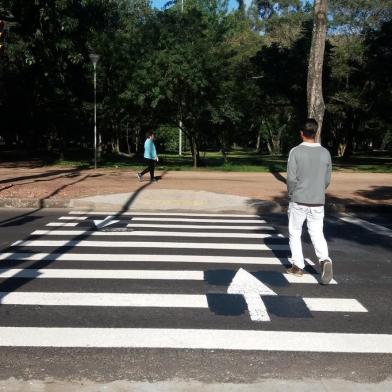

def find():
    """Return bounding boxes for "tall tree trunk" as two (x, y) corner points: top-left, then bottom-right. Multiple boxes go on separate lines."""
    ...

(190, 134), (199, 168)
(135, 126), (141, 154)
(307, 0), (328, 143)
(256, 130), (262, 153)
(126, 125), (131, 155)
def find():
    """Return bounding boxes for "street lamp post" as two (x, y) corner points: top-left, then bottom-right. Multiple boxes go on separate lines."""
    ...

(89, 53), (100, 169)
(179, 0), (184, 156)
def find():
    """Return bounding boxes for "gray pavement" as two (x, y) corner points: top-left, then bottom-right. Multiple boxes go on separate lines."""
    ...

(1, 379), (392, 391)
(70, 190), (277, 213)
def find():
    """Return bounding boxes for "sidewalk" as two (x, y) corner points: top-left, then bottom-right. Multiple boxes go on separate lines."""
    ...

(0, 163), (390, 212)
(1, 379), (391, 392)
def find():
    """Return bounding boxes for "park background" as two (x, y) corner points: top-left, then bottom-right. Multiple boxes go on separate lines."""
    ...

(0, 0), (391, 172)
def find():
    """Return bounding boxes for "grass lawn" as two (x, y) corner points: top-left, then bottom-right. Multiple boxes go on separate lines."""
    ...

(53, 150), (392, 173)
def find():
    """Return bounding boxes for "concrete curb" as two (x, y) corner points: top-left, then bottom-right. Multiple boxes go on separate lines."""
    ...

(0, 198), (72, 209)
(0, 196), (390, 213)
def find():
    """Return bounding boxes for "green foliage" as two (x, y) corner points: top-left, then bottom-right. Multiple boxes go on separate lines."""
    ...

(0, 0), (391, 165)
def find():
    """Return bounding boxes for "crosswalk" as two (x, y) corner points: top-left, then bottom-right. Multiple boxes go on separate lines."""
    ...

(0, 211), (391, 353)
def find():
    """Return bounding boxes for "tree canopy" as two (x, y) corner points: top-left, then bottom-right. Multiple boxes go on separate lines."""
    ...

(0, 0), (391, 165)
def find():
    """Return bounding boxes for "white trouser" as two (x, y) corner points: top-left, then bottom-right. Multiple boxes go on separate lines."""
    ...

(288, 202), (331, 269)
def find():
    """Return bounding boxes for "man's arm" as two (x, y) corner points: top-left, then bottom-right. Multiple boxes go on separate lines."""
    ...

(325, 151), (332, 189)
(287, 148), (298, 198)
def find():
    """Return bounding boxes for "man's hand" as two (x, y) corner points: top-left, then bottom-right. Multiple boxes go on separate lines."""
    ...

(156, 156), (159, 162)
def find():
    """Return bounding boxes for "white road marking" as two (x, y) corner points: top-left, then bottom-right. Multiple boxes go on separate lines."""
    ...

(288, 258), (316, 267)
(31, 230), (284, 239)
(0, 292), (208, 308)
(0, 292), (366, 313)
(0, 269), (204, 280)
(228, 268), (276, 322)
(130, 218), (266, 223)
(0, 253), (286, 265)
(303, 298), (367, 312)
(10, 240), (290, 251)
(283, 273), (337, 285)
(59, 217), (87, 221)
(339, 214), (392, 238)
(70, 211), (260, 218)
(46, 223), (78, 227)
(305, 258), (316, 266)
(93, 216), (120, 229)
(126, 224), (276, 231)
(1, 328), (389, 352)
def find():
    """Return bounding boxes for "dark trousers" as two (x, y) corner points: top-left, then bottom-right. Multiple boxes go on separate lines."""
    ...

(140, 158), (156, 180)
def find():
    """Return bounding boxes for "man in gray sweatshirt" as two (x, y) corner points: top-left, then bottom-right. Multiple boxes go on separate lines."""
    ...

(286, 118), (333, 284)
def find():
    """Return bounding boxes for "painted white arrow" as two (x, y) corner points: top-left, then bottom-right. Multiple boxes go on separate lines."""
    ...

(228, 268), (276, 322)
(93, 216), (120, 229)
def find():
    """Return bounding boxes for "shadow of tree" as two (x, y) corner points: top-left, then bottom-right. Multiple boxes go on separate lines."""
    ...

(268, 165), (287, 185)
(247, 190), (391, 252)
(356, 186), (392, 201)
(0, 169), (169, 299)
(0, 173), (92, 227)
(0, 167), (87, 186)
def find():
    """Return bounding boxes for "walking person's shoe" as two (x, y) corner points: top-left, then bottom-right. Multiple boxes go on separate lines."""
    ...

(150, 177), (158, 183)
(320, 259), (333, 285)
(286, 264), (304, 277)
(137, 173), (142, 182)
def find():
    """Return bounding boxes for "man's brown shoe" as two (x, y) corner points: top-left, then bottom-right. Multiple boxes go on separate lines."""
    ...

(320, 260), (333, 285)
(286, 265), (304, 276)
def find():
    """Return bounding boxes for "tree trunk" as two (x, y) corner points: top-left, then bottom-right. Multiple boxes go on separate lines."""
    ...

(126, 125), (131, 155)
(190, 135), (199, 168)
(135, 126), (141, 154)
(112, 137), (120, 154)
(256, 131), (262, 153)
(97, 133), (102, 161)
(307, 0), (328, 142)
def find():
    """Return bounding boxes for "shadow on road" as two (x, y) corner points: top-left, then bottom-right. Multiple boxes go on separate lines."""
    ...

(0, 170), (168, 296)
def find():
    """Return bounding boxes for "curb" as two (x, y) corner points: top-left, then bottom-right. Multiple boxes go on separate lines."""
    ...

(0, 197), (390, 214)
(0, 198), (72, 209)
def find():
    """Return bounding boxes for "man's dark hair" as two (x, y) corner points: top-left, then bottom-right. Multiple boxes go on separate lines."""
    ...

(302, 118), (318, 138)
(146, 130), (154, 138)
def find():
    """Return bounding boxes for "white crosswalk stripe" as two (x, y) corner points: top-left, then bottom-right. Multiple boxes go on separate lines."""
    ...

(0, 292), (365, 311)
(59, 216), (88, 221)
(0, 253), (286, 264)
(126, 224), (276, 230)
(70, 211), (260, 218)
(0, 211), (383, 353)
(46, 222), (78, 227)
(0, 268), (332, 284)
(1, 327), (391, 352)
(129, 217), (267, 223)
(283, 273), (337, 284)
(31, 230), (284, 239)
(11, 239), (290, 251)
(0, 269), (204, 280)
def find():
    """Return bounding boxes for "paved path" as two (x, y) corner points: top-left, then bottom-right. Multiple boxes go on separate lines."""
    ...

(0, 165), (391, 209)
(0, 209), (391, 385)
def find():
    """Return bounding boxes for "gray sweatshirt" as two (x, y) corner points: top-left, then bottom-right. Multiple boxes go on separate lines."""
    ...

(287, 142), (332, 205)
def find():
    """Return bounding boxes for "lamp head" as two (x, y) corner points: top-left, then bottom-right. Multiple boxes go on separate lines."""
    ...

(89, 53), (100, 66)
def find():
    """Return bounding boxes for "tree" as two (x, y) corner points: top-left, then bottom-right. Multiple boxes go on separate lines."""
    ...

(324, 0), (392, 156)
(307, 0), (328, 141)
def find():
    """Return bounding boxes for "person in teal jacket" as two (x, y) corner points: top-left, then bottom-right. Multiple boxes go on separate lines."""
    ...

(137, 130), (159, 182)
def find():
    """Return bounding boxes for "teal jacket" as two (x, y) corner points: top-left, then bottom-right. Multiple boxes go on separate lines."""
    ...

(144, 138), (157, 160)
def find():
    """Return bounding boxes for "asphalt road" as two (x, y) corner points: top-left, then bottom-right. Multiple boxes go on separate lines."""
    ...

(0, 208), (391, 384)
